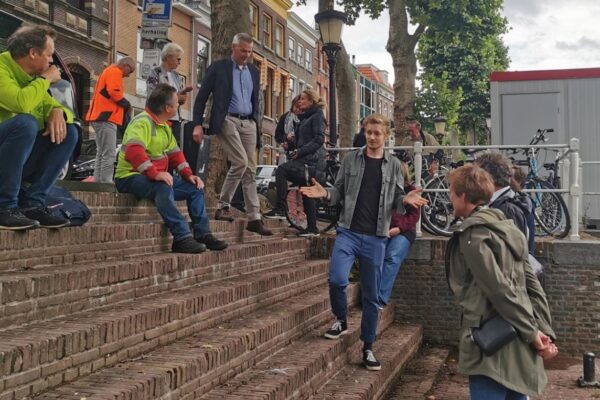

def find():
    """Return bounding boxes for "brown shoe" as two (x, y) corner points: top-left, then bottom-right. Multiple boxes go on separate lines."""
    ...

(246, 219), (273, 236)
(215, 207), (234, 222)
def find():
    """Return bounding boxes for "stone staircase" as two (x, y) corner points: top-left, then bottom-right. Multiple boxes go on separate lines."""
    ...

(0, 190), (423, 400)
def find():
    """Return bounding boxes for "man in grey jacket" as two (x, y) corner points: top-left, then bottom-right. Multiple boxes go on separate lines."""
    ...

(301, 113), (427, 371)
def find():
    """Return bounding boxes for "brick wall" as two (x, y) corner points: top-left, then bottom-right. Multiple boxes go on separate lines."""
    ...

(311, 236), (600, 356)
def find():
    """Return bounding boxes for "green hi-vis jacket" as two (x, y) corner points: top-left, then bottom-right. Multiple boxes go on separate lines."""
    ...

(445, 207), (555, 397)
(0, 51), (73, 129)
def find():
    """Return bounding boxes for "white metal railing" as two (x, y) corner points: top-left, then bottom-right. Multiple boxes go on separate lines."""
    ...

(324, 138), (581, 240)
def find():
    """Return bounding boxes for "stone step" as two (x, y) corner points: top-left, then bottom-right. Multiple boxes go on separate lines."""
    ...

(384, 347), (451, 400)
(199, 302), (398, 400)
(310, 322), (423, 400)
(0, 260), (329, 399)
(0, 218), (292, 271)
(30, 284), (360, 400)
(0, 238), (312, 329)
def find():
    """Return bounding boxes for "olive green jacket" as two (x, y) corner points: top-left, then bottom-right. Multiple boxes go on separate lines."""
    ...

(445, 207), (555, 396)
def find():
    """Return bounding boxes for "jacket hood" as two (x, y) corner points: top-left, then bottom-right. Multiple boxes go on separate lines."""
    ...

(455, 207), (527, 261)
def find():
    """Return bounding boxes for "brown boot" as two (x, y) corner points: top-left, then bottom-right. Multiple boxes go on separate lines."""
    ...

(215, 207), (234, 222)
(246, 219), (273, 236)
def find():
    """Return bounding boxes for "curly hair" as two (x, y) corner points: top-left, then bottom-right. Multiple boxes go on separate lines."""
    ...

(474, 152), (513, 187)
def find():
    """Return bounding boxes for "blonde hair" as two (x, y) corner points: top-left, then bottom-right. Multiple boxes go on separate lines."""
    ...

(363, 113), (392, 137)
(400, 161), (412, 185)
(302, 89), (325, 110)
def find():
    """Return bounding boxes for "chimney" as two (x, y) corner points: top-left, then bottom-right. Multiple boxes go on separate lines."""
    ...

(380, 70), (389, 84)
(352, 55), (355, 65)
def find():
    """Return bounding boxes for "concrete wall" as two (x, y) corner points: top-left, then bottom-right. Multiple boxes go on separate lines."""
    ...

(311, 236), (600, 356)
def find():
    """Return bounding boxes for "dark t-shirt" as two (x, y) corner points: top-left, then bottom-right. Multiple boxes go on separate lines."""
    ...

(350, 155), (383, 235)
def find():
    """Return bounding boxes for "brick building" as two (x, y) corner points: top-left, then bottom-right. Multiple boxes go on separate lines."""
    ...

(0, 0), (111, 131)
(356, 63), (394, 122)
(286, 12), (317, 104)
(313, 39), (330, 126)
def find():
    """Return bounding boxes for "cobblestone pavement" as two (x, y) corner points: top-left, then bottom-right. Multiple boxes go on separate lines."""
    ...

(389, 347), (600, 400)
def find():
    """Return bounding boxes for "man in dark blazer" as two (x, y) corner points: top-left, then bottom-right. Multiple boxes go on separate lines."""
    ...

(192, 32), (272, 236)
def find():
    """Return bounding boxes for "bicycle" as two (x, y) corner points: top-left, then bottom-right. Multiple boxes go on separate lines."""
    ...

(511, 129), (571, 239)
(284, 156), (340, 234)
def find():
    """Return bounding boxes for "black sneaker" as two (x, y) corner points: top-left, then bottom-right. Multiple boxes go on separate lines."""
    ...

(363, 350), (382, 371)
(297, 228), (320, 237)
(324, 320), (347, 339)
(22, 207), (69, 228)
(263, 208), (286, 220)
(196, 233), (228, 251)
(172, 237), (207, 254)
(214, 207), (234, 222)
(0, 208), (40, 230)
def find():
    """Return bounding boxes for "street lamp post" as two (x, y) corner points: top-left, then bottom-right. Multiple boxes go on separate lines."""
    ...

(315, 9), (347, 145)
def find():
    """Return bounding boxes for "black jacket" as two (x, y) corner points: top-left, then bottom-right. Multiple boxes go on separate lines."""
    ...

(490, 189), (534, 253)
(192, 58), (261, 146)
(294, 106), (325, 163)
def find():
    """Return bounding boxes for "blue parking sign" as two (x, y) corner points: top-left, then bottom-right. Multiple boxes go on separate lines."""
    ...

(141, 0), (172, 26)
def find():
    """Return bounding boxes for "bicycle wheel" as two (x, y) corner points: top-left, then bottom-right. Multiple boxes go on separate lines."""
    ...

(526, 179), (571, 239)
(285, 187), (338, 233)
(421, 175), (454, 237)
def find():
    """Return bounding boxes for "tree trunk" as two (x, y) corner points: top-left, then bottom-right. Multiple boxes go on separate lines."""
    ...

(386, 0), (424, 144)
(319, 0), (357, 149)
(205, 0), (250, 202)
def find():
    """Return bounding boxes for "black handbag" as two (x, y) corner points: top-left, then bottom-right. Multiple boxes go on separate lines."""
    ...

(470, 315), (517, 356)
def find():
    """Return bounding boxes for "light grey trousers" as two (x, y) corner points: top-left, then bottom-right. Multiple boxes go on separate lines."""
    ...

(92, 121), (117, 183)
(218, 116), (261, 221)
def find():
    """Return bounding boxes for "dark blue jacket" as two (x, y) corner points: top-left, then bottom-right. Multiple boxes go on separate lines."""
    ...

(192, 58), (261, 146)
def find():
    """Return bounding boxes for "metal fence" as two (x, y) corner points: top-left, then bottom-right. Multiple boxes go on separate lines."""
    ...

(260, 138), (583, 241)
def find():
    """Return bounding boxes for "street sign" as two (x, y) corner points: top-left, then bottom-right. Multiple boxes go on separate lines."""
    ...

(141, 49), (161, 79)
(141, 0), (173, 27)
(141, 26), (169, 40)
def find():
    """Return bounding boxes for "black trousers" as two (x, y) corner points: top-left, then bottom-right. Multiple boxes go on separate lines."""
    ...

(275, 159), (317, 231)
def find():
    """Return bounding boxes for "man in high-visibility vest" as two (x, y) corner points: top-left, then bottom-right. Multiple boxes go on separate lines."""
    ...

(114, 83), (228, 254)
(86, 57), (135, 183)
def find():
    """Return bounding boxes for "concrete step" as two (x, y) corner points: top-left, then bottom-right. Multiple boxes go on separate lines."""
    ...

(0, 260), (329, 399)
(199, 302), (397, 400)
(0, 238), (312, 329)
(0, 218), (292, 271)
(29, 285), (360, 400)
(384, 347), (451, 400)
(310, 322), (423, 400)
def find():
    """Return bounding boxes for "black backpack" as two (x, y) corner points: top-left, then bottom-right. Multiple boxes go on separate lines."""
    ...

(46, 185), (92, 226)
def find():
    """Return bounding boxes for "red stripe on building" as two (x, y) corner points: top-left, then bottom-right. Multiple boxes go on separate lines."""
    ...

(491, 68), (600, 82)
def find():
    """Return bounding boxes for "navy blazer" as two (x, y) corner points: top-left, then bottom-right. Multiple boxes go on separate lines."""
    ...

(193, 58), (261, 146)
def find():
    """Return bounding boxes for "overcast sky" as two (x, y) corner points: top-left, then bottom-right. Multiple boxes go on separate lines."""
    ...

(291, 0), (600, 82)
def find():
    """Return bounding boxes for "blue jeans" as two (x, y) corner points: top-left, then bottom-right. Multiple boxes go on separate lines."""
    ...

(469, 375), (527, 400)
(0, 114), (77, 209)
(379, 234), (412, 305)
(115, 174), (210, 242)
(329, 227), (387, 344)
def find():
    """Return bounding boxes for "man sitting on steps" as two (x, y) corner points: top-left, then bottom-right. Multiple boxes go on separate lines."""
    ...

(114, 83), (228, 254)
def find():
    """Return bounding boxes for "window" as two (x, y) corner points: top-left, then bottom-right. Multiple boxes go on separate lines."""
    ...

(263, 13), (272, 49)
(297, 44), (303, 65)
(277, 74), (286, 116)
(289, 76), (296, 98)
(197, 37), (210, 85)
(305, 49), (312, 71)
(275, 23), (284, 57)
(66, 0), (85, 10)
(249, 3), (258, 39)
(360, 76), (375, 118)
(298, 80), (305, 95)
(288, 37), (295, 61)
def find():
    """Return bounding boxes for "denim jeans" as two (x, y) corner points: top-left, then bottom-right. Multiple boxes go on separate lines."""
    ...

(379, 234), (412, 305)
(115, 174), (210, 242)
(329, 227), (387, 344)
(0, 114), (77, 210)
(469, 375), (527, 400)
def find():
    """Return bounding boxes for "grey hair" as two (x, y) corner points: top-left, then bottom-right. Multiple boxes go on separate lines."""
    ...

(161, 43), (184, 61)
(232, 33), (253, 45)
(117, 56), (136, 69)
(474, 152), (513, 187)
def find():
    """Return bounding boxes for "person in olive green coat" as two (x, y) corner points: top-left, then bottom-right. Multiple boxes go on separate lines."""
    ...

(446, 164), (558, 399)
